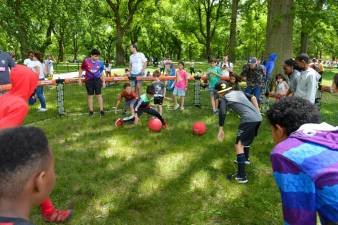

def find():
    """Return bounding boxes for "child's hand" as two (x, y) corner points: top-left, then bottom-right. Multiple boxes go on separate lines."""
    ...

(217, 129), (224, 142)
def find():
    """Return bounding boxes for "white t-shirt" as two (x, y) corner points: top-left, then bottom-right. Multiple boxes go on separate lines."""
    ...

(44, 59), (54, 74)
(28, 60), (45, 79)
(294, 67), (320, 103)
(23, 58), (32, 66)
(130, 52), (147, 75)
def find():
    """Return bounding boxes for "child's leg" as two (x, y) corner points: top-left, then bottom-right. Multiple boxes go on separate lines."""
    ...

(210, 96), (216, 111)
(173, 94), (178, 106)
(180, 96), (185, 108)
(159, 105), (163, 115)
(144, 108), (165, 124)
(215, 98), (219, 109)
(235, 141), (246, 178)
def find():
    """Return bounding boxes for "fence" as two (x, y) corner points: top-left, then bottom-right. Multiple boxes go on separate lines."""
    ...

(1, 76), (337, 125)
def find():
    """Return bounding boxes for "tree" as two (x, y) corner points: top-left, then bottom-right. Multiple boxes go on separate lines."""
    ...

(265, 0), (294, 75)
(228, 0), (239, 62)
(190, 0), (225, 59)
(105, 0), (146, 65)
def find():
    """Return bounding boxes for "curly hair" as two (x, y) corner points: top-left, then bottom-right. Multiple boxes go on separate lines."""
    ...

(267, 97), (320, 135)
(0, 127), (51, 198)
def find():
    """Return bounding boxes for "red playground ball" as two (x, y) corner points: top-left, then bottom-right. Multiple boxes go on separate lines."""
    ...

(148, 118), (162, 132)
(192, 122), (207, 136)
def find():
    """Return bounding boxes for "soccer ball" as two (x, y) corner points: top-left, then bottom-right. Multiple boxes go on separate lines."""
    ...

(148, 117), (162, 132)
(192, 122), (207, 136)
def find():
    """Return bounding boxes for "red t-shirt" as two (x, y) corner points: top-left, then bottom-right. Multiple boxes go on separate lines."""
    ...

(118, 90), (137, 101)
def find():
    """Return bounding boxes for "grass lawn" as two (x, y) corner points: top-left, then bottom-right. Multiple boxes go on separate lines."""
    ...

(26, 65), (337, 225)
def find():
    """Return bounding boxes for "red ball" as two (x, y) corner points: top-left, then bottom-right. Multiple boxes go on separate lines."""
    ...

(148, 118), (163, 132)
(192, 122), (207, 136)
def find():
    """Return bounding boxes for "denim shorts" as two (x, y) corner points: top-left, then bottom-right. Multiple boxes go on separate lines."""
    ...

(173, 87), (186, 97)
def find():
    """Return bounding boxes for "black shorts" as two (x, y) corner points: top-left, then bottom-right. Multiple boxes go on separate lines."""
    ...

(154, 96), (164, 105)
(85, 79), (102, 95)
(236, 122), (261, 146)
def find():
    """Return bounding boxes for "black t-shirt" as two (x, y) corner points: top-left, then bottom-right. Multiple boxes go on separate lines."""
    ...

(0, 217), (34, 225)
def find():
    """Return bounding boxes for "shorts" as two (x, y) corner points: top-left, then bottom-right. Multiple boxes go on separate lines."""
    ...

(124, 99), (137, 109)
(85, 79), (102, 95)
(154, 96), (164, 105)
(173, 87), (186, 97)
(130, 72), (144, 88)
(208, 88), (217, 98)
(236, 122), (261, 146)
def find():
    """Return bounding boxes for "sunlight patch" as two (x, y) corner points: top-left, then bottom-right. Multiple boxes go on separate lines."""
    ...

(190, 170), (210, 191)
(103, 138), (138, 160)
(138, 177), (161, 197)
(157, 152), (194, 179)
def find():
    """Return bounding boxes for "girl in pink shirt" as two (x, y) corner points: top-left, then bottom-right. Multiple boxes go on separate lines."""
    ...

(173, 62), (188, 110)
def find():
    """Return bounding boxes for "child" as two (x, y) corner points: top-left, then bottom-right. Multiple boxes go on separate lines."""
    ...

(0, 65), (71, 223)
(115, 85), (167, 128)
(221, 65), (230, 78)
(267, 97), (338, 225)
(0, 127), (56, 225)
(173, 62), (188, 110)
(206, 58), (223, 113)
(115, 83), (137, 115)
(216, 82), (262, 184)
(151, 70), (166, 115)
(228, 73), (242, 91)
(272, 74), (289, 101)
(104, 59), (112, 77)
(165, 63), (176, 91)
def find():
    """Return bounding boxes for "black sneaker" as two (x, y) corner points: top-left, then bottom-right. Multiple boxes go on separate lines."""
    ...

(89, 111), (94, 116)
(233, 159), (251, 165)
(226, 174), (248, 184)
(100, 111), (105, 116)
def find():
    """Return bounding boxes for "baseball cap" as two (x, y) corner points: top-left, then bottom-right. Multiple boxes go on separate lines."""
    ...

(248, 57), (257, 65)
(215, 82), (232, 94)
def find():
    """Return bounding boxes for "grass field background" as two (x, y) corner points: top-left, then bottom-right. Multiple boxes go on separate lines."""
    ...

(26, 64), (337, 225)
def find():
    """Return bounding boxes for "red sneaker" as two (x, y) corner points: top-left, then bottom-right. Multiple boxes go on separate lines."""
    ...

(42, 209), (72, 223)
(115, 118), (124, 127)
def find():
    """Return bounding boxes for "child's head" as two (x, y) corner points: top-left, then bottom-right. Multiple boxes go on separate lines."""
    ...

(178, 61), (184, 69)
(208, 58), (217, 67)
(275, 74), (284, 83)
(215, 82), (232, 97)
(123, 83), (132, 93)
(0, 127), (55, 206)
(267, 97), (320, 144)
(283, 58), (296, 75)
(229, 73), (241, 84)
(146, 85), (155, 96)
(153, 70), (161, 78)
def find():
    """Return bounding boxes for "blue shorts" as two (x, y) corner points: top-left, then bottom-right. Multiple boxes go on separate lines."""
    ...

(173, 87), (186, 97)
(130, 72), (144, 88)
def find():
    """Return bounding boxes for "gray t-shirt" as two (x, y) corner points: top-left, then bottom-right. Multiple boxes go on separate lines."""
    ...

(152, 81), (165, 97)
(0, 51), (16, 85)
(294, 67), (320, 103)
(219, 90), (262, 126)
(288, 69), (300, 93)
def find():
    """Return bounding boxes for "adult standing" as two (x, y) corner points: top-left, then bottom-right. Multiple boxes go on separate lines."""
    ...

(294, 53), (320, 104)
(283, 58), (300, 96)
(0, 49), (16, 93)
(27, 52), (47, 112)
(240, 57), (266, 104)
(128, 43), (147, 97)
(23, 51), (34, 66)
(78, 49), (106, 116)
(44, 55), (55, 78)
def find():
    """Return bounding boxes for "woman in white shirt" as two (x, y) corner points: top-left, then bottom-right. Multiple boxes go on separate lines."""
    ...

(28, 52), (47, 112)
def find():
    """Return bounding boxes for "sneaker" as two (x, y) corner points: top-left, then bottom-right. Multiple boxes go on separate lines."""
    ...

(234, 159), (251, 165)
(38, 107), (48, 112)
(115, 118), (124, 127)
(226, 174), (248, 184)
(213, 109), (219, 114)
(174, 104), (180, 110)
(180, 107), (185, 111)
(100, 111), (105, 116)
(89, 111), (94, 116)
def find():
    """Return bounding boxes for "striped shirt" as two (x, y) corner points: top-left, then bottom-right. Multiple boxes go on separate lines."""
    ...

(271, 123), (338, 225)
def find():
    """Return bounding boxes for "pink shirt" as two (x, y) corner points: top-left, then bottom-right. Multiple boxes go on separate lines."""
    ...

(175, 69), (187, 89)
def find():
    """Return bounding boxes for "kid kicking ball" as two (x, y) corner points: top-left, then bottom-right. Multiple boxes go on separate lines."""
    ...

(148, 118), (162, 132)
(192, 122), (207, 136)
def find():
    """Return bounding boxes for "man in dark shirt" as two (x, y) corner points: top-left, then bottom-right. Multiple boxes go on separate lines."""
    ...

(241, 57), (266, 104)
(0, 50), (16, 92)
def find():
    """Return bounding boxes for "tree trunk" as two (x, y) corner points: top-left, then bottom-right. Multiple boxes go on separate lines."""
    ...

(264, 0), (294, 75)
(205, 11), (212, 59)
(115, 27), (125, 66)
(57, 37), (65, 62)
(73, 36), (78, 60)
(228, 0), (239, 62)
(39, 20), (54, 55)
(300, 30), (308, 54)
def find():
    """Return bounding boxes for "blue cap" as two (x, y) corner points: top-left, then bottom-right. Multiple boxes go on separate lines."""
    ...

(248, 57), (257, 65)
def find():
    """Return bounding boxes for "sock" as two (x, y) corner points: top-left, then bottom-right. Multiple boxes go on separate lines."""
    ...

(244, 146), (250, 161)
(40, 197), (55, 216)
(237, 153), (246, 178)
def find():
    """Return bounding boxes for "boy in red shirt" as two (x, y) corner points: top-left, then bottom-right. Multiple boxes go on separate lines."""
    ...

(115, 83), (138, 115)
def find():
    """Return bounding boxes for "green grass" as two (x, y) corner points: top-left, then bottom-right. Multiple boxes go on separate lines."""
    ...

(26, 65), (337, 225)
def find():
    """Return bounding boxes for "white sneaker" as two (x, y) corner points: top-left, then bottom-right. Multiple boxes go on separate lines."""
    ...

(174, 104), (180, 110)
(38, 107), (48, 112)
